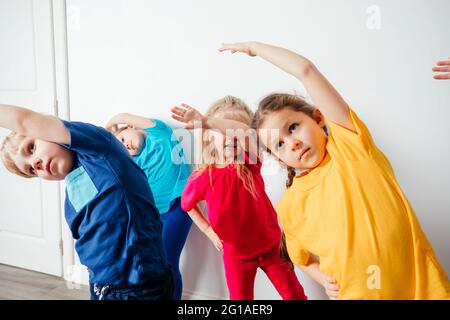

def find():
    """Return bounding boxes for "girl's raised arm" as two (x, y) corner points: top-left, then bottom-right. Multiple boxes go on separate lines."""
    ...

(219, 41), (355, 132)
(171, 104), (259, 157)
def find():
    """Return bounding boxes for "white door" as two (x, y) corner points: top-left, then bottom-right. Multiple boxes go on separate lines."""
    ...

(0, 0), (62, 276)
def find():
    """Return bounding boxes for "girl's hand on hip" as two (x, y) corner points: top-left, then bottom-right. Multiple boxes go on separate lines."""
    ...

(205, 226), (224, 251)
(433, 57), (450, 80)
(219, 42), (256, 57)
(322, 274), (340, 300)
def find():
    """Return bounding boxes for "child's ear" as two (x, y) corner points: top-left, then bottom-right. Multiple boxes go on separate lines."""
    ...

(313, 109), (325, 128)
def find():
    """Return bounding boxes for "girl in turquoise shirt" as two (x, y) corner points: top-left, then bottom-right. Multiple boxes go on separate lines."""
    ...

(106, 113), (192, 300)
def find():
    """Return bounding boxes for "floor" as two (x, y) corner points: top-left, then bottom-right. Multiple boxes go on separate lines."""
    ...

(0, 264), (89, 300)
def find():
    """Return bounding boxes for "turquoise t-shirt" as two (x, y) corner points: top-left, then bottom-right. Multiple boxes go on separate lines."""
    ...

(133, 119), (191, 214)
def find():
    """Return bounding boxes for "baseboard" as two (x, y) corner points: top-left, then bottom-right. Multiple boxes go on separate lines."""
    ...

(182, 289), (226, 300)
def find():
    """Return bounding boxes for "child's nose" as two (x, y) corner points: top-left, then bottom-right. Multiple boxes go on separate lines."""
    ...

(291, 140), (301, 151)
(33, 158), (43, 171)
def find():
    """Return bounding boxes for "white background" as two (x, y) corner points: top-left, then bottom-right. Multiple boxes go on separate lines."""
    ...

(64, 0), (450, 299)
(1, 0), (448, 300)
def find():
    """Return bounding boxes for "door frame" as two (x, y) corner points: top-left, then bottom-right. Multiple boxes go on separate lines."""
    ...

(52, 0), (89, 285)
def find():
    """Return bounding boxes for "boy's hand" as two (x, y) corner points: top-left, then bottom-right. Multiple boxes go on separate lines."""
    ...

(433, 57), (450, 80)
(105, 122), (119, 133)
(219, 42), (256, 56)
(322, 274), (340, 300)
(171, 104), (206, 129)
(204, 226), (223, 251)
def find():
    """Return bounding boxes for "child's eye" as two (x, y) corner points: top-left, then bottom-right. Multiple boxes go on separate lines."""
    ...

(276, 141), (284, 149)
(28, 143), (35, 154)
(288, 123), (298, 133)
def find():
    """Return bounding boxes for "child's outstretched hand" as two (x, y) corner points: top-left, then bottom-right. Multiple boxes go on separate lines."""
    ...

(219, 42), (256, 56)
(105, 122), (120, 133)
(322, 275), (340, 300)
(171, 104), (205, 129)
(433, 57), (450, 80)
(205, 226), (223, 251)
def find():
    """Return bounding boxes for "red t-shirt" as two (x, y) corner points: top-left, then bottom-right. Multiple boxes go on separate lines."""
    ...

(181, 152), (281, 259)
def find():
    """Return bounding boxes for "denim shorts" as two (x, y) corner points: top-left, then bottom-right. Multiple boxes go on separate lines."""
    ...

(89, 268), (174, 300)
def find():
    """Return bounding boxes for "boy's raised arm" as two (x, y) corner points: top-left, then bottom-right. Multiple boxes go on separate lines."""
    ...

(219, 41), (355, 132)
(105, 113), (155, 131)
(0, 104), (70, 144)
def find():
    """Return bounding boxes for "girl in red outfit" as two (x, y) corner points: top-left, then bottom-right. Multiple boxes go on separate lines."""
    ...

(171, 96), (307, 300)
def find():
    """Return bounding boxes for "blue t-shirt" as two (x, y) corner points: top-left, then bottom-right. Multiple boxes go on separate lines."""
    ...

(133, 119), (191, 214)
(62, 121), (169, 286)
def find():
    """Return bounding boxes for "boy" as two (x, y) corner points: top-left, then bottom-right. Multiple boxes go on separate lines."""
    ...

(0, 104), (173, 300)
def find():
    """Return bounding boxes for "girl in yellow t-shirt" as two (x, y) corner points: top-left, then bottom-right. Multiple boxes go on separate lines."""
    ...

(219, 41), (450, 299)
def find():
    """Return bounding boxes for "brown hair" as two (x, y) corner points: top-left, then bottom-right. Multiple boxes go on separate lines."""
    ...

(279, 231), (295, 270)
(197, 95), (258, 198)
(0, 132), (30, 178)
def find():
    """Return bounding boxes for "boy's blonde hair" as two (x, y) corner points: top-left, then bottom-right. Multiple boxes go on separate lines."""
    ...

(0, 131), (30, 178)
(197, 95), (258, 197)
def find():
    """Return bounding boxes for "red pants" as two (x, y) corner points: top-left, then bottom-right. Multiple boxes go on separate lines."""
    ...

(223, 245), (307, 300)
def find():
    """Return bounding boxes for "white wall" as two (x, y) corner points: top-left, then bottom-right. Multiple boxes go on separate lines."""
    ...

(65, 0), (450, 299)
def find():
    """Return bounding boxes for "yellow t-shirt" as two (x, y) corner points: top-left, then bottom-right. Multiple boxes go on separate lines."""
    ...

(276, 109), (450, 299)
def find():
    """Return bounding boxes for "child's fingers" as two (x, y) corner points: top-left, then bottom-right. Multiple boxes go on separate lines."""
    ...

(436, 60), (450, 66)
(213, 238), (223, 251)
(219, 43), (244, 53)
(170, 110), (185, 119)
(326, 282), (340, 292)
(326, 276), (336, 284)
(432, 66), (450, 72)
(180, 103), (193, 110)
(171, 108), (188, 119)
(171, 106), (187, 115)
(434, 73), (450, 80)
(171, 114), (187, 123)
(218, 42), (234, 51)
(327, 291), (339, 300)
(326, 287), (339, 299)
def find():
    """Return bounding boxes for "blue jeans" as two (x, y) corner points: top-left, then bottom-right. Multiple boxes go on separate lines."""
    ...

(160, 197), (192, 300)
(89, 268), (174, 300)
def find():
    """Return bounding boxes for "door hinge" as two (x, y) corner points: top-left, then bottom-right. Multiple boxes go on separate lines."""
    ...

(58, 239), (64, 256)
(54, 98), (59, 115)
